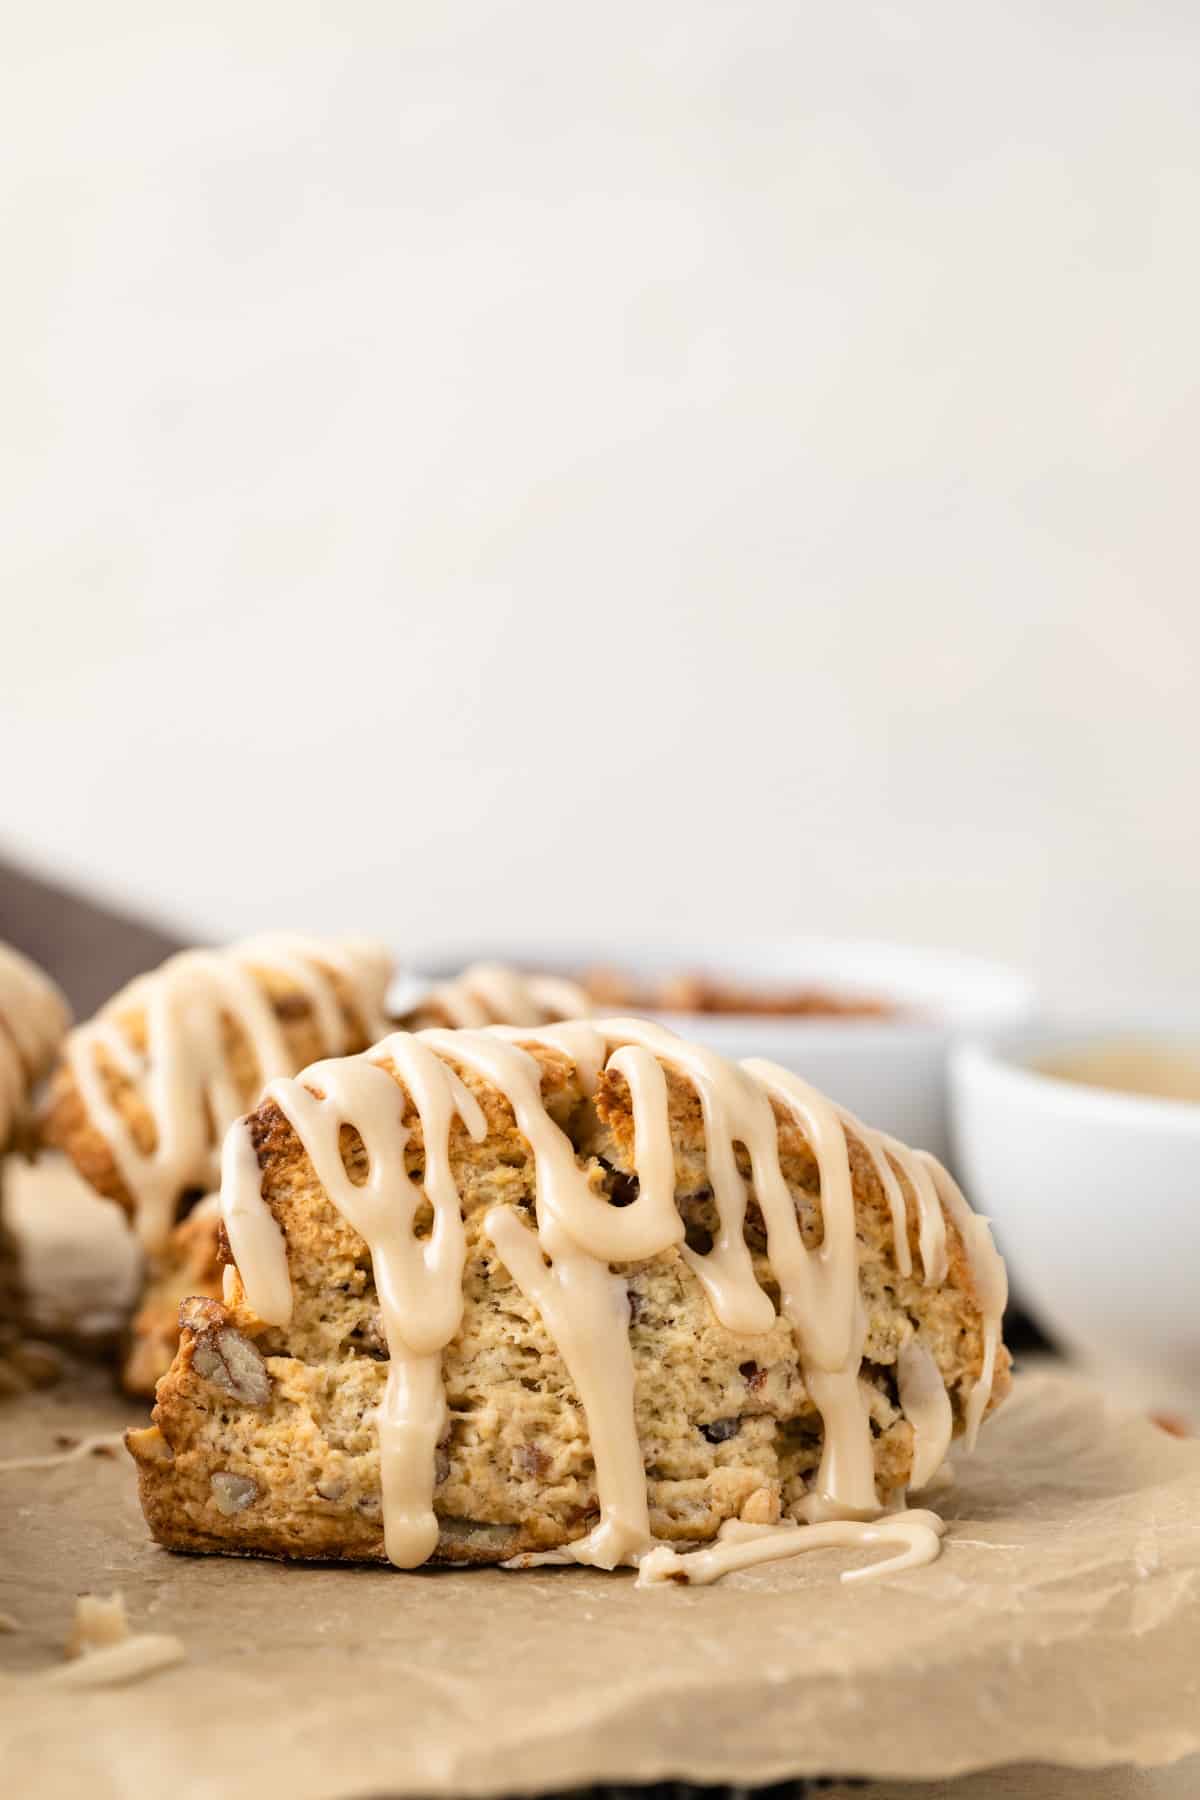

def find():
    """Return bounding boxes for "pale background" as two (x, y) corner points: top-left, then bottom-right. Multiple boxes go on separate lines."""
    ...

(3, 2), (1197, 1010)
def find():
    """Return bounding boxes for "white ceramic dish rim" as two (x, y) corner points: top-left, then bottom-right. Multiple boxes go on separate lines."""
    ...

(400, 937), (1034, 1041)
(952, 1026), (1200, 1130)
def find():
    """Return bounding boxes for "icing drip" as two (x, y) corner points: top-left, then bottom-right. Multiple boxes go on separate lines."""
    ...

(220, 1125), (293, 1328)
(896, 1341), (954, 1489)
(485, 1207), (650, 1568)
(65, 935), (391, 1252)
(224, 1018), (1007, 1586)
(264, 1039), (486, 1567)
(836, 1108), (948, 1285)
(636, 1509), (948, 1587)
(417, 963), (591, 1029)
(0, 943), (71, 1148)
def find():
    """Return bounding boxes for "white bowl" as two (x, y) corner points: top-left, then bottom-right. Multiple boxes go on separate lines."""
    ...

(402, 938), (1034, 1165)
(950, 1028), (1200, 1418)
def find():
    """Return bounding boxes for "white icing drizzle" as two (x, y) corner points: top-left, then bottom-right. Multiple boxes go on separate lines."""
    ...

(417, 962), (591, 1029)
(836, 1107), (948, 1285)
(223, 1018), (1007, 1585)
(262, 1038), (486, 1568)
(896, 1341), (954, 1489)
(636, 1508), (948, 1588)
(220, 1126), (293, 1328)
(64, 935), (391, 1252)
(0, 942), (71, 1148)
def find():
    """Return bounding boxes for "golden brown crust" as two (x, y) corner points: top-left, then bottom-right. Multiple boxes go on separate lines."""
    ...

(132, 1038), (1009, 1567)
(122, 1203), (225, 1396)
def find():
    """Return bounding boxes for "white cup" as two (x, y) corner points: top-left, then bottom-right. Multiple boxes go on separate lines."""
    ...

(950, 1027), (1200, 1421)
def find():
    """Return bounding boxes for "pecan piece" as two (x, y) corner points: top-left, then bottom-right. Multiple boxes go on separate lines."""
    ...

(182, 1299), (271, 1406)
(210, 1471), (258, 1514)
(178, 1295), (226, 1333)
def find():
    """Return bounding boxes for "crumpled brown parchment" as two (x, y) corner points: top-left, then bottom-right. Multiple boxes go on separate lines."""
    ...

(1, 1366), (1198, 1798)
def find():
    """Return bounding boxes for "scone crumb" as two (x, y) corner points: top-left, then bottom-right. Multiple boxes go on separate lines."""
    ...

(66, 1592), (129, 1659)
(740, 1486), (782, 1526)
(127, 1424), (173, 1464)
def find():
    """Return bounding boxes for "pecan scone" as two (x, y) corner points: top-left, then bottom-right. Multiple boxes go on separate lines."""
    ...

(131, 1019), (1008, 1582)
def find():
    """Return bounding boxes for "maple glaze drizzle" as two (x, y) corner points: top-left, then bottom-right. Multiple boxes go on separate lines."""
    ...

(223, 1019), (1006, 1584)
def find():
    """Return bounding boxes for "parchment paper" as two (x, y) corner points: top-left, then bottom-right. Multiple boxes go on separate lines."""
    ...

(2, 1366), (1199, 1799)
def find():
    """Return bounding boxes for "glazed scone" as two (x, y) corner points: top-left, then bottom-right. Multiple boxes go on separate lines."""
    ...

(399, 962), (592, 1030)
(0, 1217), (60, 1397)
(38, 935), (393, 1393)
(0, 1199), (62, 1398)
(0, 942), (71, 1154)
(130, 1019), (1009, 1576)
(0, 941), (71, 1394)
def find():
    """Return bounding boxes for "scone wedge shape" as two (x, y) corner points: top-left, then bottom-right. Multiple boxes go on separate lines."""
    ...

(130, 1019), (1010, 1578)
(0, 941), (71, 1396)
(0, 941), (71, 1155)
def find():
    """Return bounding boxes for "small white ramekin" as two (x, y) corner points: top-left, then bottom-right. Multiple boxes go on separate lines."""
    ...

(951, 1026), (1200, 1418)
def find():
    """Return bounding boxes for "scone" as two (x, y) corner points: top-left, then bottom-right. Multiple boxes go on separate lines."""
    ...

(40, 935), (393, 1393)
(399, 962), (592, 1029)
(130, 1018), (1009, 1580)
(0, 942), (71, 1155)
(0, 942), (72, 1395)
